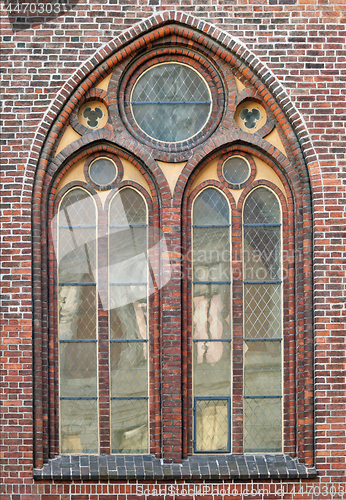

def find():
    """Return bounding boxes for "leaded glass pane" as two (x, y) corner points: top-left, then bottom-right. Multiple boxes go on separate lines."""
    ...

(60, 342), (97, 397)
(194, 341), (231, 397)
(243, 187), (280, 224)
(60, 399), (98, 454)
(243, 284), (281, 339)
(195, 400), (229, 452)
(244, 226), (281, 281)
(131, 63), (211, 143)
(110, 287), (147, 339)
(59, 227), (96, 283)
(193, 188), (229, 226)
(110, 342), (148, 397)
(193, 284), (230, 341)
(244, 398), (282, 452)
(89, 158), (117, 186)
(110, 188), (146, 226)
(111, 399), (148, 453)
(223, 156), (250, 185)
(109, 228), (147, 283)
(244, 341), (281, 396)
(59, 188), (96, 226)
(59, 285), (97, 340)
(193, 227), (230, 282)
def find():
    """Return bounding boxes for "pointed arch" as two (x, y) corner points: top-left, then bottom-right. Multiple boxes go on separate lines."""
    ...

(32, 12), (315, 472)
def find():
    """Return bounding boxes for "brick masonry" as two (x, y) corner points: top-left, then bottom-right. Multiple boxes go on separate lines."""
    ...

(1, 2), (346, 500)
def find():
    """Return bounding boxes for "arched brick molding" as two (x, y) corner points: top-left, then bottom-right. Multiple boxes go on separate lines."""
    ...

(32, 12), (316, 472)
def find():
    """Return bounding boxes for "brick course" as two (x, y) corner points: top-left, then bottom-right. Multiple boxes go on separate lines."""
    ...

(1, 2), (346, 499)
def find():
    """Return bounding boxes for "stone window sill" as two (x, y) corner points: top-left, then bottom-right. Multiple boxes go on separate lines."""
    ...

(33, 454), (317, 481)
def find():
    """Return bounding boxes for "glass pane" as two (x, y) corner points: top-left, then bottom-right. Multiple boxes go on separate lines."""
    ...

(243, 187), (281, 224)
(110, 188), (146, 226)
(110, 287), (147, 339)
(194, 341), (231, 397)
(193, 284), (230, 341)
(193, 227), (230, 282)
(195, 400), (229, 452)
(243, 283), (281, 339)
(131, 63), (211, 143)
(110, 342), (148, 397)
(223, 156), (250, 185)
(89, 158), (117, 186)
(244, 398), (282, 452)
(59, 227), (96, 283)
(59, 188), (96, 226)
(244, 226), (281, 281)
(193, 188), (229, 226)
(111, 399), (148, 453)
(244, 341), (281, 396)
(58, 285), (97, 340)
(60, 343), (97, 397)
(109, 228), (147, 283)
(60, 399), (98, 454)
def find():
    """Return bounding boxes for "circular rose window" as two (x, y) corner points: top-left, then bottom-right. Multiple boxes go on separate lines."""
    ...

(130, 63), (212, 143)
(119, 52), (224, 155)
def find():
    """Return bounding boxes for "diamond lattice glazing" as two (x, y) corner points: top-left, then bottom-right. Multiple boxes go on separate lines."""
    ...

(193, 227), (230, 282)
(244, 340), (281, 396)
(111, 399), (148, 453)
(223, 156), (250, 185)
(194, 341), (232, 397)
(195, 399), (229, 452)
(59, 285), (97, 340)
(244, 398), (282, 452)
(131, 63), (211, 143)
(243, 283), (281, 339)
(59, 188), (96, 227)
(244, 226), (281, 281)
(60, 399), (98, 454)
(110, 188), (147, 226)
(193, 188), (229, 226)
(60, 342), (97, 398)
(110, 342), (148, 397)
(244, 187), (281, 224)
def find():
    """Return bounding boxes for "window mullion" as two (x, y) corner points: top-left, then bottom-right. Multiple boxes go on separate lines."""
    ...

(98, 208), (111, 454)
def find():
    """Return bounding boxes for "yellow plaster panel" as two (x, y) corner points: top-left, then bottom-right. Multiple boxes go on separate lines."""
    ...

(55, 158), (86, 198)
(55, 125), (81, 156)
(157, 161), (187, 197)
(190, 157), (219, 194)
(121, 158), (152, 199)
(235, 77), (246, 92)
(229, 187), (244, 204)
(264, 127), (287, 157)
(95, 189), (111, 209)
(253, 156), (286, 200)
(95, 72), (113, 91)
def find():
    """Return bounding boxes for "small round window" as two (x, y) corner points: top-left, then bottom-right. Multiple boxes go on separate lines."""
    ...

(89, 158), (118, 187)
(222, 156), (250, 185)
(130, 63), (212, 143)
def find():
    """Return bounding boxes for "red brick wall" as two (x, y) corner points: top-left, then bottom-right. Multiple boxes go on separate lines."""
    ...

(1, 2), (345, 499)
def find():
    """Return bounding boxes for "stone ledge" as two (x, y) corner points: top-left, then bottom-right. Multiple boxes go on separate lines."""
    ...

(33, 454), (317, 481)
